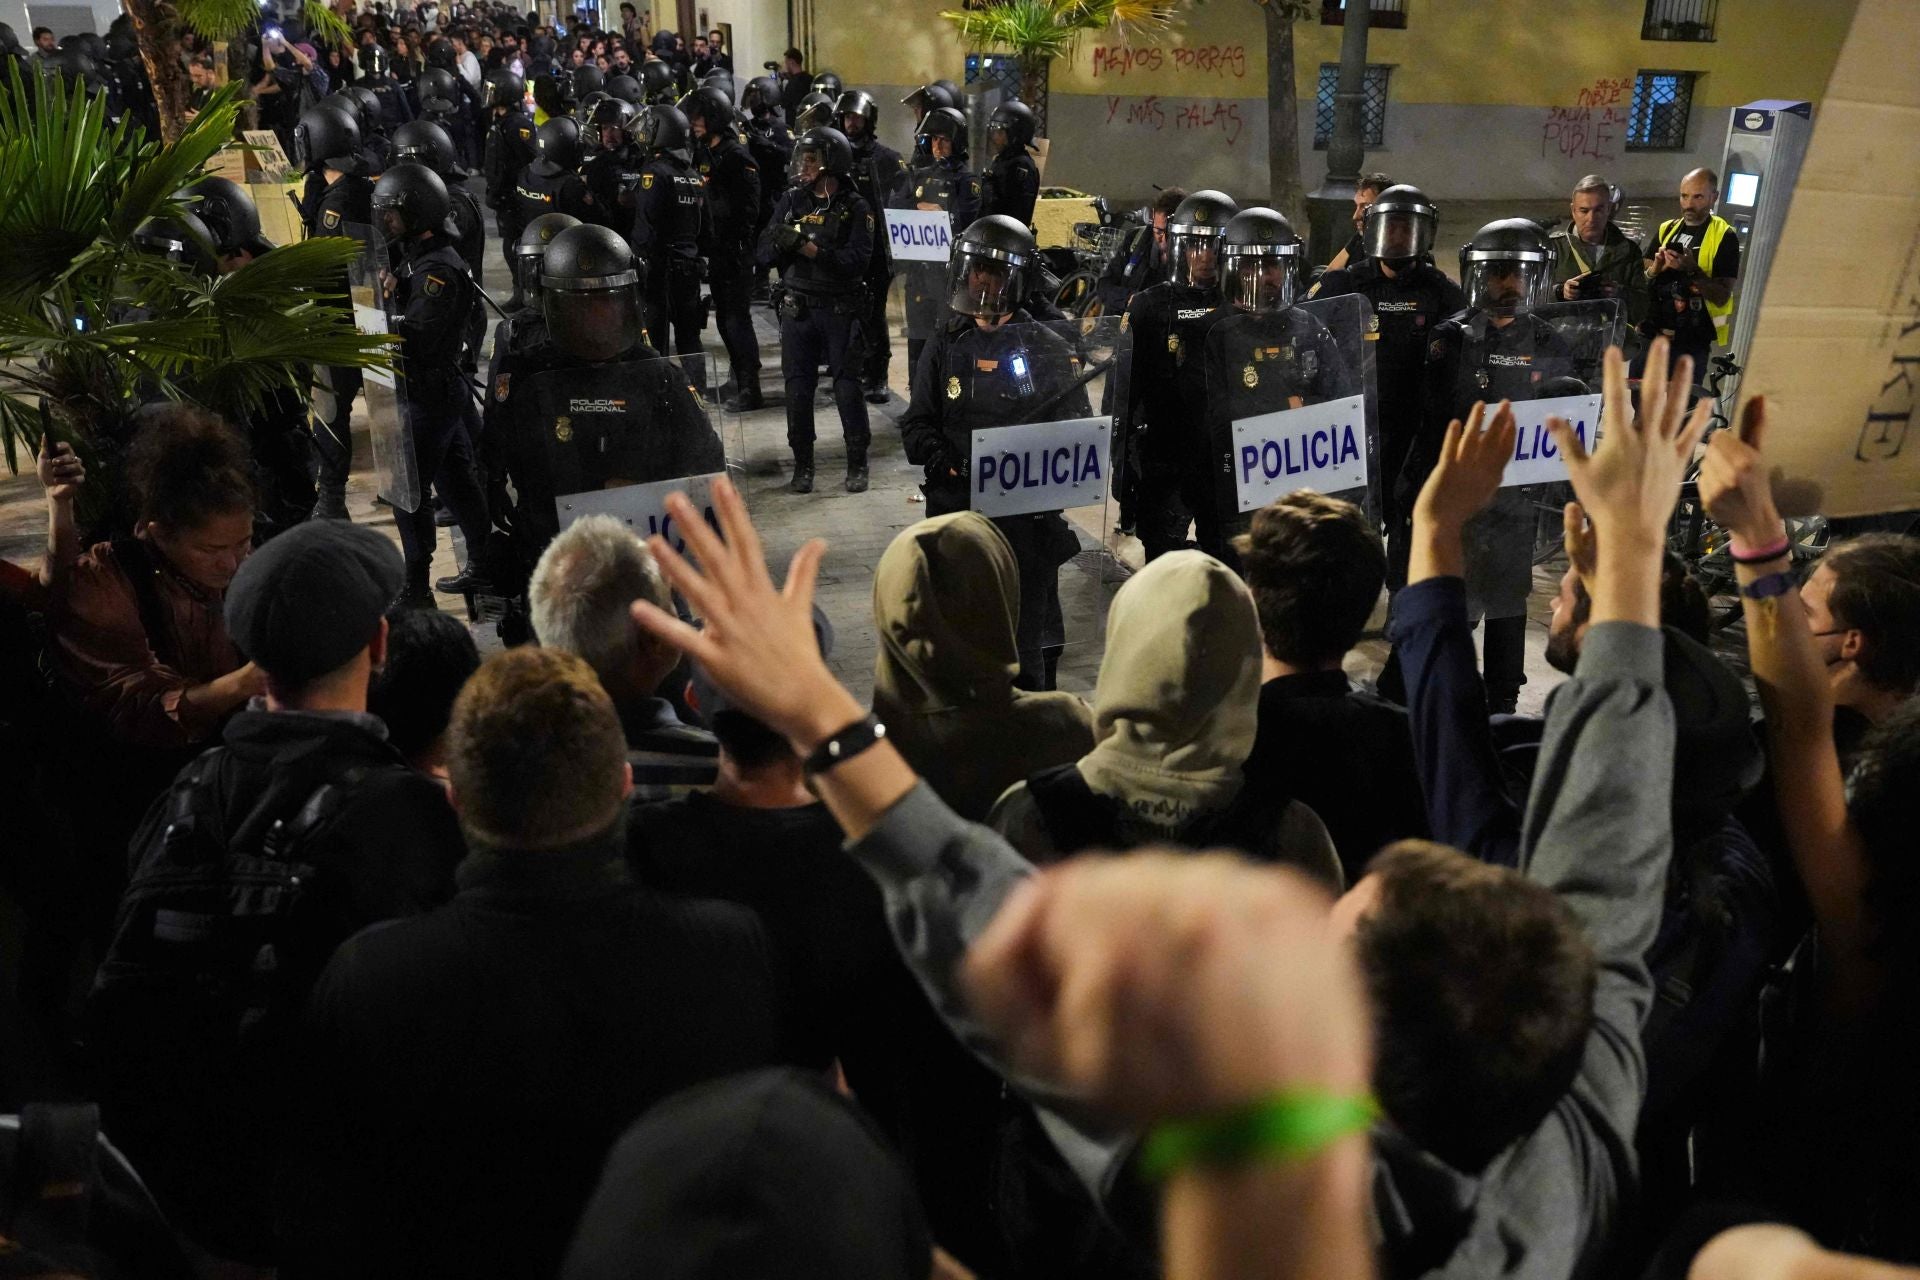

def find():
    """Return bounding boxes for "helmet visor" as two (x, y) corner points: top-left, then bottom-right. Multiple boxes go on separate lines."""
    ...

(1222, 247), (1299, 312)
(1168, 229), (1223, 290)
(1463, 258), (1551, 316)
(787, 142), (828, 184)
(946, 245), (1027, 318)
(1364, 208), (1433, 264)
(541, 283), (643, 363)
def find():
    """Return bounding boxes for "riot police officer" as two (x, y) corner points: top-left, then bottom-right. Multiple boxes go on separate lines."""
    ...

(580, 95), (641, 235)
(792, 90), (835, 133)
(1409, 218), (1577, 713)
(482, 67), (537, 267)
(629, 103), (712, 394)
(1310, 183), (1465, 579)
(900, 80), (959, 132)
(531, 69), (577, 122)
(900, 215), (1090, 691)
(415, 65), (463, 133)
(1200, 208), (1355, 564)
(982, 100), (1040, 228)
(483, 223), (724, 579)
(514, 116), (593, 236)
(371, 162), (493, 605)
(684, 86), (765, 410)
(758, 127), (876, 494)
(356, 44), (414, 133)
(742, 76), (795, 295)
(835, 89), (906, 402)
(572, 64), (605, 100)
(902, 106), (981, 380)
(1122, 188), (1236, 561)
(323, 90), (389, 178)
(293, 102), (374, 521)
(639, 59), (677, 106)
(392, 119), (485, 276)
(606, 73), (643, 107)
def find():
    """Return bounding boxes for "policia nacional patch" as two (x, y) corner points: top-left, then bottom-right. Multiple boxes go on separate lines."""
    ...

(946, 376), (961, 400)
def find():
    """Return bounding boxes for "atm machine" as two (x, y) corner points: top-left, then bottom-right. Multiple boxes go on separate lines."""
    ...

(1718, 99), (1814, 365)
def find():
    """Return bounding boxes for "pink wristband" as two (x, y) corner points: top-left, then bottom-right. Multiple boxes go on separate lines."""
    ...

(1729, 534), (1790, 565)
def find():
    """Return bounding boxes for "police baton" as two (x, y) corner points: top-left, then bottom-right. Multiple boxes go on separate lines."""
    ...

(1025, 350), (1118, 423)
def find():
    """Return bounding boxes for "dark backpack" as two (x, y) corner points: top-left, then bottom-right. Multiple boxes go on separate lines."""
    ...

(0, 1103), (195, 1280)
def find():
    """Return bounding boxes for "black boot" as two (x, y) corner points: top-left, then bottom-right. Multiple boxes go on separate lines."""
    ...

(788, 451), (815, 494)
(726, 382), (764, 412)
(844, 451), (868, 493)
(310, 486), (350, 521)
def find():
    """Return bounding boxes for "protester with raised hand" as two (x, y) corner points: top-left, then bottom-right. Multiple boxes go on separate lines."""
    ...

(1696, 397), (1920, 1260)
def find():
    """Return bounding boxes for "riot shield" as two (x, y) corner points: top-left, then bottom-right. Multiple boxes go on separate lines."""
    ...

(1204, 292), (1380, 549)
(921, 315), (1129, 695)
(1454, 298), (1621, 626)
(330, 223), (422, 513)
(887, 174), (958, 345)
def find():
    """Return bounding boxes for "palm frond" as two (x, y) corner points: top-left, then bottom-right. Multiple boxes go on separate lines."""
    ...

(939, 0), (1188, 59)
(176, 0), (351, 45)
(109, 84), (245, 242)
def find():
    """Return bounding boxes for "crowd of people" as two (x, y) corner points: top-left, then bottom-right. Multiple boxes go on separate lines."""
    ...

(4, 5), (1920, 1280)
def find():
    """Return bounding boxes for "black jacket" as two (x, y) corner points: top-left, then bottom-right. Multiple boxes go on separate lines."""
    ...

(982, 145), (1039, 227)
(281, 823), (788, 1279)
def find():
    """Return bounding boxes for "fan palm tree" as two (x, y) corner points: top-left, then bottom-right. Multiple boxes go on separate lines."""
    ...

(0, 64), (390, 482)
(938, 0), (1185, 134)
(1255, 0), (1315, 225)
(123, 0), (351, 144)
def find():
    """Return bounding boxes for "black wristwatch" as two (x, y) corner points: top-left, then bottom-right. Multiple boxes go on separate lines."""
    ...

(802, 714), (888, 776)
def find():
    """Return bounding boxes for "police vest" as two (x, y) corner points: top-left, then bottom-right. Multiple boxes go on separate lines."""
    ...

(922, 316), (1087, 513)
(1656, 215), (1735, 344)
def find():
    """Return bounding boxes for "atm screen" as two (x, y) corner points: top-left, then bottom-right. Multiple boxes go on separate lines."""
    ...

(1727, 172), (1761, 207)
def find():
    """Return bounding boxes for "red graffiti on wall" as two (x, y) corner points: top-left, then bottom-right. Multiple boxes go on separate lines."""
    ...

(1091, 43), (1246, 79)
(1541, 77), (1632, 162)
(1104, 96), (1245, 147)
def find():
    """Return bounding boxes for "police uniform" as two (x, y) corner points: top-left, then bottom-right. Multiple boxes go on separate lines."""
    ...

(485, 107), (539, 266)
(511, 159), (592, 243)
(1093, 223), (1166, 315)
(581, 138), (644, 238)
(901, 158), (981, 382)
(387, 229), (493, 594)
(365, 75), (414, 134)
(1122, 280), (1228, 560)
(848, 134), (906, 393)
(900, 309), (1089, 690)
(745, 113), (794, 293)
(298, 169), (374, 514)
(695, 129), (763, 399)
(1311, 256), (1465, 575)
(1412, 309), (1577, 710)
(631, 149), (712, 391)
(982, 143), (1040, 229)
(757, 180), (875, 468)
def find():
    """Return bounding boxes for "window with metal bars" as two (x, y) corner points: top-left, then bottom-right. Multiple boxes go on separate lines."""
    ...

(1627, 70), (1697, 150)
(1314, 63), (1390, 149)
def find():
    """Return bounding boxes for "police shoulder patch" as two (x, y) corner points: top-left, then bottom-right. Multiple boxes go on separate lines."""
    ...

(322, 208), (342, 229)
(424, 274), (447, 297)
(519, 127), (532, 140)
(495, 374), (511, 402)
(642, 173), (655, 188)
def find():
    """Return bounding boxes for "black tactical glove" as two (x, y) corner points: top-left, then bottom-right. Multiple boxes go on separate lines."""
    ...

(773, 222), (808, 256)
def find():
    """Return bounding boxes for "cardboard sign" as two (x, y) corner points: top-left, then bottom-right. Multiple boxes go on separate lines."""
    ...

(1231, 394), (1368, 512)
(1737, 0), (1920, 518)
(555, 473), (725, 554)
(1500, 393), (1605, 489)
(884, 209), (954, 263)
(969, 416), (1110, 518)
(240, 130), (292, 183)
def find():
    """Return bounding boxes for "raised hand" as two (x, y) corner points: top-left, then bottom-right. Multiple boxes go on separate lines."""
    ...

(1414, 399), (1518, 535)
(1698, 395), (1784, 548)
(35, 436), (85, 503)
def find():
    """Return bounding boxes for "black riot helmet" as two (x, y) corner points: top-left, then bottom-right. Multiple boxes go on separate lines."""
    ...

(793, 90), (835, 133)
(540, 223), (646, 363)
(1459, 217), (1555, 316)
(1363, 184), (1437, 269)
(41, 46), (104, 93)
(833, 88), (878, 140)
(416, 65), (460, 114)
(371, 161), (451, 239)
(606, 72), (643, 106)
(742, 74), (781, 117)
(0, 23), (21, 55)
(356, 43), (390, 81)
(63, 32), (107, 64)
(483, 66), (525, 111)
(1219, 207), (1302, 313)
(185, 175), (272, 259)
(132, 211), (217, 275)
(425, 37), (457, 71)
(915, 106), (968, 164)
(531, 115), (584, 175)
(932, 78), (961, 101)
(572, 63), (604, 97)
(787, 126), (853, 185)
(700, 68), (735, 100)
(639, 59), (676, 104)
(1166, 189), (1237, 292)
(589, 95), (636, 148)
(342, 84), (385, 137)
(391, 118), (463, 177)
(988, 99), (1036, 152)
(680, 84), (734, 135)
(636, 103), (692, 159)
(812, 70), (843, 99)
(293, 101), (364, 174)
(901, 81), (957, 123)
(511, 211), (581, 305)
(947, 215), (1034, 319)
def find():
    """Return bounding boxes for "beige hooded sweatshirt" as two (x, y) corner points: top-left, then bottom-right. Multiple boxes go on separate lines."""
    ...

(988, 550), (1340, 883)
(871, 512), (1095, 822)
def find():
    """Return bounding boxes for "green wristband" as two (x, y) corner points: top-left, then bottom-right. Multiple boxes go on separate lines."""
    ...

(1141, 1090), (1379, 1180)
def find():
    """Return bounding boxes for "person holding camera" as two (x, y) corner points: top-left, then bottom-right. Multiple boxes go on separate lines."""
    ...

(252, 28), (328, 157)
(1640, 166), (1740, 374)
(1550, 173), (1649, 331)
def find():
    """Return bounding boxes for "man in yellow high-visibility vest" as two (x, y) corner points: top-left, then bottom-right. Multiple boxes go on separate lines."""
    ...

(1638, 166), (1740, 377)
